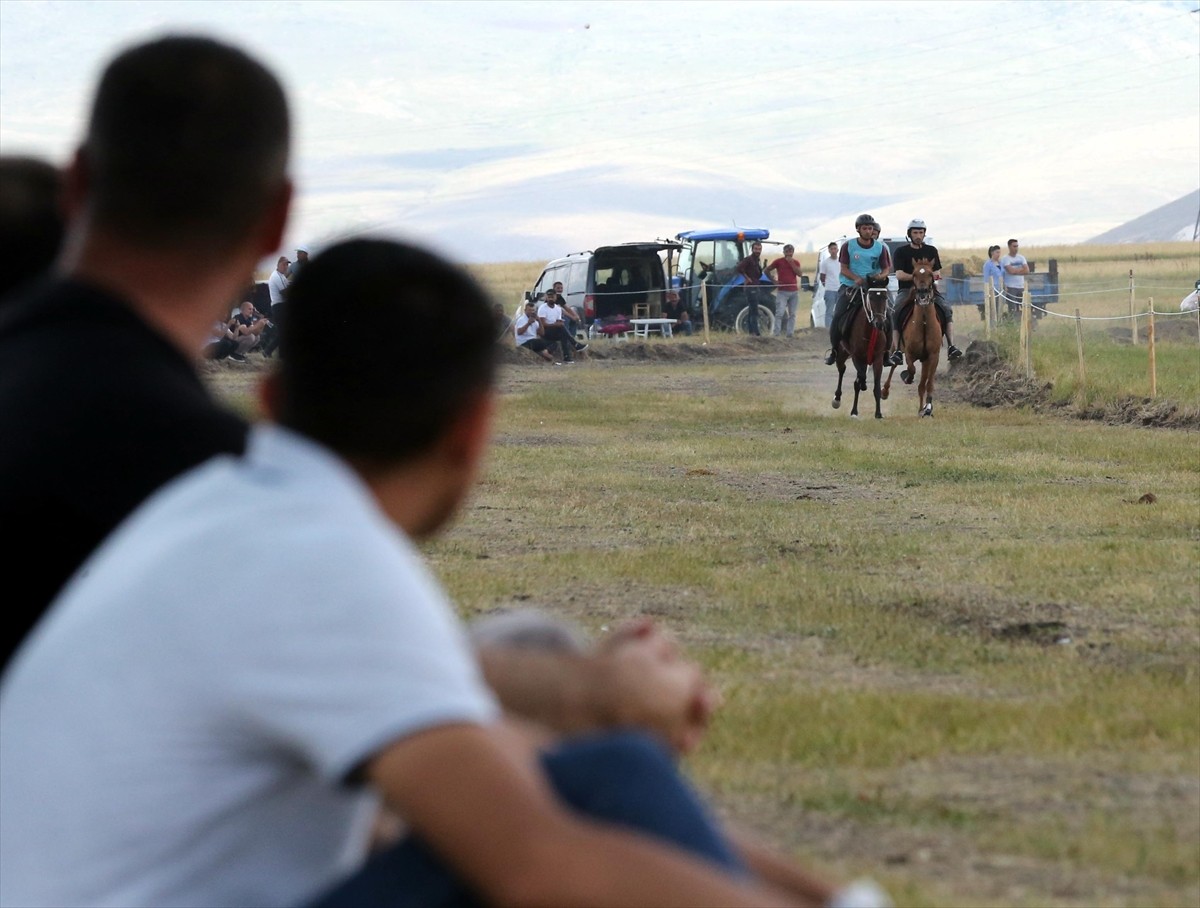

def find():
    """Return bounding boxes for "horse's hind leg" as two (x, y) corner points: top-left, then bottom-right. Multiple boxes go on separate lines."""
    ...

(873, 364), (884, 419)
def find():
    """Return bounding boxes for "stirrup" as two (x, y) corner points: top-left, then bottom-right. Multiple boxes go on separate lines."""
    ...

(948, 344), (963, 359)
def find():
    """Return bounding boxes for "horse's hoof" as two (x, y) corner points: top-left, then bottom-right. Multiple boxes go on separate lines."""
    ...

(881, 388), (890, 400)
(832, 399), (841, 409)
(875, 413), (883, 419)
(851, 414), (860, 419)
(901, 370), (914, 385)
(920, 405), (933, 417)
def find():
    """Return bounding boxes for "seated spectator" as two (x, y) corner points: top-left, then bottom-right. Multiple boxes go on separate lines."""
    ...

(513, 300), (556, 363)
(493, 302), (513, 341)
(0, 238), (890, 908)
(536, 291), (582, 363)
(203, 319), (240, 362)
(549, 281), (587, 353)
(228, 299), (268, 352)
(664, 297), (695, 336)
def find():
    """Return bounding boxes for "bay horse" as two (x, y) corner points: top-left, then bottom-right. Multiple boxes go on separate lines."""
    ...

(831, 276), (890, 419)
(883, 258), (940, 417)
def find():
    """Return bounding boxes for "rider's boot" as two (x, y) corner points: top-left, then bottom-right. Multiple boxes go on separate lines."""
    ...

(947, 338), (963, 359)
(889, 349), (905, 366)
(824, 348), (837, 366)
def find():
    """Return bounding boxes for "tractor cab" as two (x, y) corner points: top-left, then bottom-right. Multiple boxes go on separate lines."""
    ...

(672, 228), (778, 333)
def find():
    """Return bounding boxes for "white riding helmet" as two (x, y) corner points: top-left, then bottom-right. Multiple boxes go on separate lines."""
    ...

(906, 218), (927, 238)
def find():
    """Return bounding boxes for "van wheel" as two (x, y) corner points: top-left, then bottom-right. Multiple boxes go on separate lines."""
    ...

(734, 304), (775, 336)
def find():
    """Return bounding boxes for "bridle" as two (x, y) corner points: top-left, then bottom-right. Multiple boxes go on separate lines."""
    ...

(857, 279), (891, 331)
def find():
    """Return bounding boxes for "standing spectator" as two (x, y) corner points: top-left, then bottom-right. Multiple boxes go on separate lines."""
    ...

(287, 245), (308, 278)
(1180, 279), (1199, 312)
(766, 243), (804, 338)
(261, 254), (290, 357)
(0, 156), (65, 302)
(818, 242), (840, 329)
(891, 219), (961, 363)
(267, 254), (290, 310)
(825, 214), (891, 365)
(1000, 238), (1030, 320)
(513, 300), (556, 362)
(536, 291), (579, 363)
(983, 244), (1004, 318)
(735, 240), (765, 335)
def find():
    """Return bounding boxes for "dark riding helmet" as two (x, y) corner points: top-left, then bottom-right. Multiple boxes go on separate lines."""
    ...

(854, 213), (879, 230)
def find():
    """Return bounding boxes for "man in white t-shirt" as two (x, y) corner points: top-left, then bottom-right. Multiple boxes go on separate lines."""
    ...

(818, 242), (841, 329)
(514, 300), (556, 362)
(3, 239), (885, 908)
(1000, 238), (1029, 319)
(536, 291), (580, 363)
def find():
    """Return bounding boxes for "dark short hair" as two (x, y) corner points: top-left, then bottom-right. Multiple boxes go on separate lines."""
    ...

(279, 239), (497, 465)
(988, 245), (1001, 256)
(0, 156), (64, 297)
(84, 35), (289, 253)
(1007, 238), (1019, 246)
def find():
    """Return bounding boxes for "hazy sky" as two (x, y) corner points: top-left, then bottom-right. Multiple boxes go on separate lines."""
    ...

(1, 0), (1197, 263)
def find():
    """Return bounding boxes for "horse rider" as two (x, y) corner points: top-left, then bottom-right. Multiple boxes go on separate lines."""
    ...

(890, 218), (963, 365)
(825, 214), (892, 365)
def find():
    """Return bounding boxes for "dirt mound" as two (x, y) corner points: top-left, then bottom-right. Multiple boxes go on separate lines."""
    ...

(942, 340), (1200, 429)
(943, 340), (1051, 410)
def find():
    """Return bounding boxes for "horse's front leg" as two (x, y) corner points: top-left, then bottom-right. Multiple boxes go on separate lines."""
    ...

(850, 364), (865, 417)
(881, 362), (897, 400)
(832, 361), (845, 410)
(873, 362), (884, 419)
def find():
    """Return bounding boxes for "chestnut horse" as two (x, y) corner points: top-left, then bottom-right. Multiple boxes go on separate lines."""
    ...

(831, 276), (890, 419)
(883, 258), (940, 417)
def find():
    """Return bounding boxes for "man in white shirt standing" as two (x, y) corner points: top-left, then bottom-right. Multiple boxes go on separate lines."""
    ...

(261, 253), (291, 357)
(1000, 238), (1029, 320)
(818, 241), (841, 329)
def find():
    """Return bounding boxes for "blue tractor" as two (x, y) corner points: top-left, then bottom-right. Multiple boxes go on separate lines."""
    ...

(671, 228), (778, 334)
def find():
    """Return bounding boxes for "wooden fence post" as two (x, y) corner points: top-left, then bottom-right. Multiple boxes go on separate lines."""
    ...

(700, 280), (711, 346)
(984, 283), (993, 339)
(1074, 308), (1086, 388)
(1129, 268), (1139, 345)
(1148, 300), (1156, 399)
(1021, 285), (1033, 378)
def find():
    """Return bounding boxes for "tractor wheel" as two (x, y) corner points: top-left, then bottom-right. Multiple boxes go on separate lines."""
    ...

(734, 304), (775, 336)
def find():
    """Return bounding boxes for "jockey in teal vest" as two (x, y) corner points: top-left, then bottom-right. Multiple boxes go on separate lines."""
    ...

(825, 214), (893, 365)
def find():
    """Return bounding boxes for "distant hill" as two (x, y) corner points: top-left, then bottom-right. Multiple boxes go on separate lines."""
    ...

(1087, 190), (1199, 244)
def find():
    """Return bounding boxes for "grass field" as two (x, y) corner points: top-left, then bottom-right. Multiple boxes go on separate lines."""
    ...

(428, 343), (1199, 908)
(211, 242), (1199, 907)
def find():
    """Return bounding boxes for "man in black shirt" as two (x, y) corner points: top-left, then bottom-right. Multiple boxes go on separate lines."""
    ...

(734, 240), (765, 335)
(0, 36), (292, 668)
(890, 219), (962, 364)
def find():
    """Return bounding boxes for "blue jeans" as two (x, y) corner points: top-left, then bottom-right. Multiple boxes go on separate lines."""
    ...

(307, 731), (746, 907)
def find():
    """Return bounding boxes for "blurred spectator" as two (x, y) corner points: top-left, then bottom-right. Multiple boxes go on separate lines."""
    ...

(537, 291), (581, 363)
(287, 245), (308, 278)
(0, 156), (64, 300)
(1180, 279), (1199, 313)
(228, 299), (268, 353)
